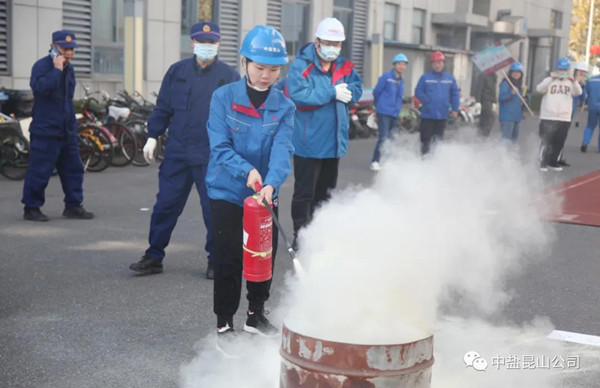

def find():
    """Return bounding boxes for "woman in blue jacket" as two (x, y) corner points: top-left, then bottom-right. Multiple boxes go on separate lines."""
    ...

(370, 53), (407, 171)
(205, 25), (295, 352)
(498, 62), (525, 143)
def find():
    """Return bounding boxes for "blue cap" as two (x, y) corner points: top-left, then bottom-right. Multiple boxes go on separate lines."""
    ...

(392, 53), (408, 64)
(556, 57), (570, 70)
(509, 61), (523, 72)
(190, 21), (221, 42)
(239, 25), (288, 65)
(52, 30), (78, 48)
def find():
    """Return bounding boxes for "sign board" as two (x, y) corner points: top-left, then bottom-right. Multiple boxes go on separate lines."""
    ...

(472, 44), (515, 75)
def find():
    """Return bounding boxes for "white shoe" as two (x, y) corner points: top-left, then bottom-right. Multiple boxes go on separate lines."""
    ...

(370, 161), (382, 172)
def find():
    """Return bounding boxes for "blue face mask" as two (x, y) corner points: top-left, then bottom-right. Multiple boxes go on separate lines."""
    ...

(318, 44), (341, 62)
(193, 43), (218, 62)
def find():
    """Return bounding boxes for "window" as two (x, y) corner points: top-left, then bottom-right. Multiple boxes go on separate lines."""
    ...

(472, 0), (490, 17)
(412, 8), (425, 45)
(333, 0), (353, 59)
(0, 0), (9, 75)
(383, 3), (399, 41)
(92, 0), (124, 74)
(281, 0), (310, 62)
(181, 0), (198, 54)
(550, 10), (562, 29)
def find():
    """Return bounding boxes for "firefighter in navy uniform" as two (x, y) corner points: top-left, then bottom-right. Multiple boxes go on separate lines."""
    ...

(22, 30), (94, 222)
(129, 22), (240, 279)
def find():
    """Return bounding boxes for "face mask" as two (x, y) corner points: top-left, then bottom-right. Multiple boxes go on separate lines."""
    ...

(557, 71), (569, 79)
(318, 45), (341, 61)
(247, 80), (269, 92)
(193, 43), (218, 62)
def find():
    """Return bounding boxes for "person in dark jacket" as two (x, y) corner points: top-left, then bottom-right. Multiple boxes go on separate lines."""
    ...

(498, 62), (525, 143)
(129, 22), (239, 279)
(474, 71), (498, 137)
(370, 53), (407, 171)
(21, 30), (94, 222)
(414, 51), (460, 155)
(287, 17), (362, 250)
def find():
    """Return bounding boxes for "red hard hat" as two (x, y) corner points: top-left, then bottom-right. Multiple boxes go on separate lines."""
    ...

(430, 51), (445, 62)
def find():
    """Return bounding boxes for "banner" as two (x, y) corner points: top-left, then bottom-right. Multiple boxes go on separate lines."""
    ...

(472, 45), (515, 75)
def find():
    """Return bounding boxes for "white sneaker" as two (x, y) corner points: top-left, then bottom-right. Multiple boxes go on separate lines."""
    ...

(370, 161), (382, 172)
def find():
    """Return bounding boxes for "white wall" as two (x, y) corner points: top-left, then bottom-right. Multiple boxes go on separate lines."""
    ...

(11, 0), (62, 89)
(145, 0), (181, 98)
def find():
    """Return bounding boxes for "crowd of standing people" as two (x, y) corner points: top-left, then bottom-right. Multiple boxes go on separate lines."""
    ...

(19, 17), (600, 356)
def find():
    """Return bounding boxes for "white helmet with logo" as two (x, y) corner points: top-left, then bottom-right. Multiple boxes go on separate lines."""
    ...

(315, 17), (346, 41)
(575, 62), (588, 72)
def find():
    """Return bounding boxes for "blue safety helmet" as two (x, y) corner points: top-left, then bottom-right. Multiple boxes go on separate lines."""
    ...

(556, 57), (570, 70)
(392, 53), (408, 64)
(239, 25), (288, 65)
(509, 61), (523, 73)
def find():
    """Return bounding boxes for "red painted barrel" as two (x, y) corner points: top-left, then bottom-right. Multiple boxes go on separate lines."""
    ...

(280, 324), (434, 387)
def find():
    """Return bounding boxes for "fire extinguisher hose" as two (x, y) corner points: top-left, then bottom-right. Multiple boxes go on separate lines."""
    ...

(253, 183), (305, 276)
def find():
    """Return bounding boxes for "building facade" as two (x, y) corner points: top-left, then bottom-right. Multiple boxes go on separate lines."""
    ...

(0, 0), (572, 99)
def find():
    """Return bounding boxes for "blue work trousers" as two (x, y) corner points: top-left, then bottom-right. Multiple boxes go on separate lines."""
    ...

(146, 157), (212, 261)
(22, 135), (84, 209)
(372, 114), (398, 162)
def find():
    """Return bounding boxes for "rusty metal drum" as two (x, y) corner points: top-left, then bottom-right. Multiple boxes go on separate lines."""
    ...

(280, 324), (434, 388)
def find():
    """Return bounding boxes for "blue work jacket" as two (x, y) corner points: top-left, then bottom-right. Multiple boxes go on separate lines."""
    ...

(287, 43), (363, 158)
(585, 75), (600, 112)
(373, 70), (404, 117)
(205, 78), (295, 207)
(498, 80), (524, 122)
(29, 55), (77, 138)
(414, 71), (460, 120)
(148, 56), (240, 165)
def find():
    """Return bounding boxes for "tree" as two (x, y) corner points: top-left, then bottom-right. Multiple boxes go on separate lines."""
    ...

(570, 0), (600, 61)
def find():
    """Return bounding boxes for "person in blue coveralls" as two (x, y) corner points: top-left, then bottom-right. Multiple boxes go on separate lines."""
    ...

(414, 51), (460, 155)
(498, 62), (525, 144)
(129, 22), (239, 279)
(22, 30), (94, 222)
(287, 17), (362, 250)
(555, 62), (588, 166)
(580, 65), (600, 154)
(370, 52), (407, 172)
(205, 25), (295, 354)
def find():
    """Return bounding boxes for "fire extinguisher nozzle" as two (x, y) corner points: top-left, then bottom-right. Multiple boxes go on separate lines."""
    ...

(287, 248), (296, 259)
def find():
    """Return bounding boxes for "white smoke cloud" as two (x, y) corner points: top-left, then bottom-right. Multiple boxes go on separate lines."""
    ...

(181, 134), (600, 387)
(285, 139), (554, 344)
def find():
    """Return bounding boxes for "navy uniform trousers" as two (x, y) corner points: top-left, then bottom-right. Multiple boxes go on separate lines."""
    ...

(22, 134), (84, 209)
(145, 156), (212, 262)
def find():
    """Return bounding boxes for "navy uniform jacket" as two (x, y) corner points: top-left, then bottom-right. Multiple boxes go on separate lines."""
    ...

(147, 57), (240, 165)
(29, 55), (78, 138)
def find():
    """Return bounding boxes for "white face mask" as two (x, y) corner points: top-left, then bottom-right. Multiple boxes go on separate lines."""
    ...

(193, 43), (218, 62)
(247, 81), (269, 92)
(318, 45), (341, 62)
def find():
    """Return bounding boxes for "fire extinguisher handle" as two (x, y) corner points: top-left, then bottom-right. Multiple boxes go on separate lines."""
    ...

(254, 182), (262, 192)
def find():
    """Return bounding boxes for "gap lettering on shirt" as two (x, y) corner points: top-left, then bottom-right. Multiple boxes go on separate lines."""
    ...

(550, 84), (571, 95)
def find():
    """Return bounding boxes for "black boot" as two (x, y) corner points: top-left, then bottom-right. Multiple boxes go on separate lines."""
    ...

(129, 256), (163, 275)
(63, 205), (94, 219)
(23, 207), (49, 222)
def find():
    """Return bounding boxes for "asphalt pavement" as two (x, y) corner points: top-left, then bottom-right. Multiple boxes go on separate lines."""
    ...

(1, 115), (599, 387)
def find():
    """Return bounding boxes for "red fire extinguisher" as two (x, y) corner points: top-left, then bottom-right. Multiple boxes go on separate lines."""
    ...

(242, 183), (273, 282)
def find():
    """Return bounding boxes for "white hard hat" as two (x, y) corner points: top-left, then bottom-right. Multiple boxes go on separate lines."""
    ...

(315, 17), (345, 41)
(575, 62), (588, 72)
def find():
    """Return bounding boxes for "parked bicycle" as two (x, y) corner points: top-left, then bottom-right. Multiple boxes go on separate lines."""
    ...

(0, 114), (29, 180)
